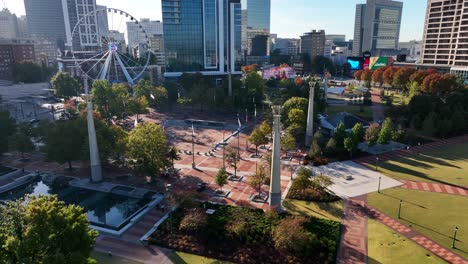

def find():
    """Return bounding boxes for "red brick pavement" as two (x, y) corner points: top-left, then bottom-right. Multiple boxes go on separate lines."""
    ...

(399, 180), (468, 196)
(336, 195), (368, 264)
(366, 207), (468, 264)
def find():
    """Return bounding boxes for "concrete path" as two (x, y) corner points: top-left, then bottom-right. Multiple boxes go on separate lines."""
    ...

(367, 206), (468, 264)
(336, 195), (368, 264)
(399, 180), (467, 196)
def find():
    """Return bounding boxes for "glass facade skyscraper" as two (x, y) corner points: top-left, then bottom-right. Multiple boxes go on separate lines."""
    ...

(247, 0), (270, 31)
(162, 0), (241, 75)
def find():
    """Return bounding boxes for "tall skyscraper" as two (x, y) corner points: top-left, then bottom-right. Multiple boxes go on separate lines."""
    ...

(300, 30), (326, 60)
(16, 16), (29, 38)
(352, 0), (403, 56)
(246, 0), (271, 56)
(24, 0), (98, 49)
(421, 0), (468, 66)
(162, 0), (242, 76)
(96, 5), (109, 36)
(24, 0), (67, 46)
(0, 8), (18, 39)
(127, 19), (163, 51)
(247, 0), (270, 32)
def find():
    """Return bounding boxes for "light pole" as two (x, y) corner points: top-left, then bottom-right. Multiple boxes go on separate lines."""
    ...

(305, 80), (316, 147)
(191, 122), (196, 169)
(397, 200), (403, 219)
(375, 156), (380, 171)
(165, 184), (173, 239)
(222, 127), (226, 168)
(378, 176), (382, 193)
(452, 226), (459, 249)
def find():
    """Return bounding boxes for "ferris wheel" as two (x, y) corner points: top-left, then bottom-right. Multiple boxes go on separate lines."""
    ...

(70, 7), (152, 84)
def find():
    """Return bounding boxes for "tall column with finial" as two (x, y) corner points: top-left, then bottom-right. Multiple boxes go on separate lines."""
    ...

(269, 106), (282, 208)
(84, 75), (102, 183)
(305, 80), (316, 147)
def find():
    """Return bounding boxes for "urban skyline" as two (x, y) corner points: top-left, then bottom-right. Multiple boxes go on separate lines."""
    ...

(3, 0), (425, 42)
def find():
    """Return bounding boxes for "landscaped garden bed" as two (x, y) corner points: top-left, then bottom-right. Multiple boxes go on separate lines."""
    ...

(149, 202), (340, 264)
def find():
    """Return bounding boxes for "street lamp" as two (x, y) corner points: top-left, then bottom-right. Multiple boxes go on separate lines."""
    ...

(375, 156), (380, 171)
(378, 176), (382, 193)
(165, 184), (173, 239)
(452, 226), (459, 249)
(397, 200), (403, 219)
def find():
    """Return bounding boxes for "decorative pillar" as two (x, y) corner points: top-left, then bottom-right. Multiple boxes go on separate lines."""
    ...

(269, 106), (282, 208)
(305, 81), (316, 147)
(84, 75), (102, 183)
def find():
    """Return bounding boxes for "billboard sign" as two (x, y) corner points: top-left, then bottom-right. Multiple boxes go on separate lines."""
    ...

(347, 57), (363, 70)
(369, 57), (393, 70)
(262, 66), (296, 80)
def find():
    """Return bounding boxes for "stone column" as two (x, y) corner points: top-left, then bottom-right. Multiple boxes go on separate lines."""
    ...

(84, 76), (102, 183)
(269, 106), (282, 208)
(305, 81), (316, 147)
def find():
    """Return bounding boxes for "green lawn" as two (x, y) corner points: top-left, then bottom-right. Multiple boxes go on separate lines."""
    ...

(283, 199), (343, 222)
(368, 189), (468, 259)
(170, 251), (231, 264)
(91, 251), (141, 264)
(376, 142), (468, 187)
(368, 219), (446, 264)
(327, 105), (373, 121)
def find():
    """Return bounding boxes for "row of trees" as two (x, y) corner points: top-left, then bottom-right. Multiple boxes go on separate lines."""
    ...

(354, 67), (464, 96)
(13, 61), (56, 83)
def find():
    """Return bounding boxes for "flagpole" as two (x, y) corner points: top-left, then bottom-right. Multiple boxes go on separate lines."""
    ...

(222, 126), (226, 168)
(237, 114), (241, 161)
(245, 109), (249, 151)
(192, 122), (196, 169)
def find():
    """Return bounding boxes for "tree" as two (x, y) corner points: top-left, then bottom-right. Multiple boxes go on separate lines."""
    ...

(383, 67), (397, 87)
(272, 216), (314, 255)
(109, 83), (131, 119)
(127, 123), (171, 179)
(249, 127), (268, 156)
(365, 123), (380, 147)
(51, 72), (81, 99)
(179, 209), (207, 233)
(333, 122), (347, 150)
(168, 147), (181, 169)
(378, 118), (393, 145)
(351, 123), (365, 143)
(13, 61), (54, 83)
(0, 196), (98, 264)
(258, 121), (272, 138)
(311, 55), (335, 74)
(372, 67), (387, 87)
(225, 146), (240, 178)
(325, 138), (338, 154)
(392, 67), (416, 91)
(287, 108), (306, 128)
(360, 69), (373, 88)
(43, 120), (84, 170)
(312, 174), (333, 190)
(422, 112), (437, 137)
(354, 70), (364, 82)
(151, 86), (169, 108)
(9, 131), (34, 160)
(344, 137), (357, 157)
(281, 97), (308, 124)
(293, 167), (312, 195)
(0, 109), (16, 154)
(248, 165), (267, 197)
(91, 80), (112, 118)
(128, 96), (148, 120)
(408, 81), (421, 99)
(281, 132), (296, 157)
(133, 79), (152, 99)
(215, 167), (228, 192)
(410, 69), (436, 85)
(245, 71), (265, 104)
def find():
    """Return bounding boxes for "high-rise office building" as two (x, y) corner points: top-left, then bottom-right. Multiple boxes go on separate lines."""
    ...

(24, 0), (98, 49)
(421, 0), (468, 66)
(271, 37), (299, 56)
(241, 9), (248, 53)
(300, 30), (326, 60)
(127, 19), (163, 52)
(0, 39), (35, 81)
(326, 35), (346, 43)
(96, 5), (109, 36)
(352, 0), (403, 56)
(0, 8), (18, 39)
(16, 16), (29, 38)
(246, 0), (271, 56)
(162, 0), (242, 76)
(24, 0), (67, 46)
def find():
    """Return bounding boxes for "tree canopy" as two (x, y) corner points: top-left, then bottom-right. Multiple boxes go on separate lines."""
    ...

(51, 72), (82, 99)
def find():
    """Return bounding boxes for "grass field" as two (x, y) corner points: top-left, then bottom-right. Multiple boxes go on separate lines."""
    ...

(91, 252), (141, 264)
(368, 189), (468, 259)
(377, 142), (468, 187)
(368, 219), (446, 264)
(327, 105), (374, 121)
(283, 199), (343, 222)
(170, 252), (231, 264)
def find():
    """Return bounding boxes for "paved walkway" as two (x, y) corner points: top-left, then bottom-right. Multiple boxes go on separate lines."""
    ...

(366, 206), (468, 264)
(336, 195), (368, 264)
(399, 180), (468, 195)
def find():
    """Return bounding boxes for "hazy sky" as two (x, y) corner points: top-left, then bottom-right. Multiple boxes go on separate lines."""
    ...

(4, 0), (425, 41)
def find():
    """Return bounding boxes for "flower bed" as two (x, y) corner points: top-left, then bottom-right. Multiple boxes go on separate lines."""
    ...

(150, 202), (340, 264)
(287, 184), (341, 203)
